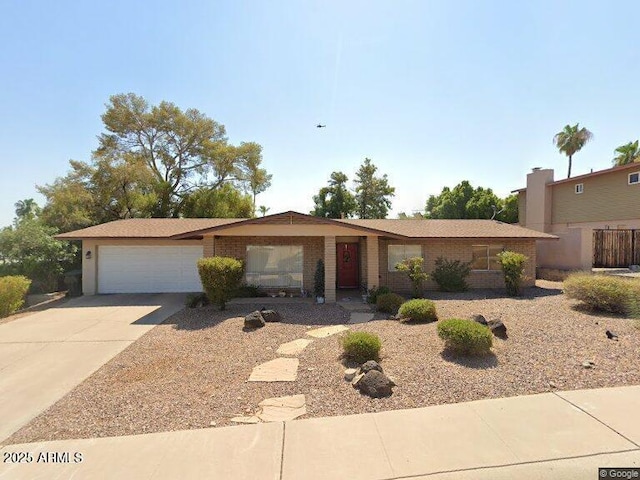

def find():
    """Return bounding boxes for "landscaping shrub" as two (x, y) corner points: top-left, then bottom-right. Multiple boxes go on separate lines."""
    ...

(185, 292), (209, 308)
(437, 318), (493, 355)
(376, 292), (404, 314)
(496, 251), (528, 296)
(367, 285), (390, 304)
(398, 299), (437, 322)
(431, 257), (471, 292)
(197, 257), (244, 310)
(0, 275), (31, 318)
(564, 273), (640, 317)
(235, 283), (265, 298)
(395, 257), (429, 298)
(341, 331), (382, 363)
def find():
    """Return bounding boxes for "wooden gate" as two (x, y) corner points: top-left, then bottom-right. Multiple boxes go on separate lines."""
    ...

(593, 229), (640, 267)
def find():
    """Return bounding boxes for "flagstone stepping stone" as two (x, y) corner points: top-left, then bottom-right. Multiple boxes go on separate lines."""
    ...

(230, 416), (261, 424)
(248, 357), (299, 382)
(257, 394), (306, 422)
(306, 325), (349, 338)
(348, 312), (374, 324)
(276, 338), (313, 356)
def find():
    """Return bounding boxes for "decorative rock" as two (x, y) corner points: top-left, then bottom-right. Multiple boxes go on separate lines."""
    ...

(630, 265), (640, 272)
(606, 330), (619, 341)
(244, 311), (265, 329)
(351, 373), (365, 386)
(261, 309), (282, 322)
(471, 314), (488, 326)
(487, 319), (507, 339)
(359, 360), (383, 374)
(344, 368), (358, 381)
(209, 421), (217, 426)
(353, 370), (395, 398)
(549, 381), (557, 389)
(582, 360), (596, 369)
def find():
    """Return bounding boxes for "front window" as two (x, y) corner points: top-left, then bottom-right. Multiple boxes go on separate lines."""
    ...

(246, 245), (303, 287)
(575, 183), (584, 194)
(471, 245), (503, 271)
(388, 244), (422, 272)
(629, 172), (639, 185)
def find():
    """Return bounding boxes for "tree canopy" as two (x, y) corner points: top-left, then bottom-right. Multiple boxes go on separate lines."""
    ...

(425, 181), (518, 223)
(553, 123), (593, 178)
(311, 171), (357, 218)
(38, 93), (270, 231)
(353, 158), (395, 219)
(612, 140), (640, 166)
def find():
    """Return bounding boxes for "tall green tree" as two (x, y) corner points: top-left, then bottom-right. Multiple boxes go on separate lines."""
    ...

(425, 181), (517, 223)
(612, 140), (640, 166)
(182, 183), (254, 218)
(258, 205), (270, 217)
(353, 158), (395, 219)
(14, 198), (41, 222)
(311, 171), (357, 218)
(553, 123), (593, 178)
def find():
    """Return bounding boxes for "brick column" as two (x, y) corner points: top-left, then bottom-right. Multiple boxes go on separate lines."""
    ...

(324, 236), (336, 303)
(366, 236), (379, 290)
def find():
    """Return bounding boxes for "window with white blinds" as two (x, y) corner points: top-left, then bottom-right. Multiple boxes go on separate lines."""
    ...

(245, 246), (303, 287)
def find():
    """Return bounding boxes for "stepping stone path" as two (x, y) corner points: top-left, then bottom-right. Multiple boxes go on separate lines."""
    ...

(248, 358), (299, 382)
(347, 312), (374, 324)
(276, 338), (313, 356)
(231, 394), (307, 424)
(306, 324), (349, 338)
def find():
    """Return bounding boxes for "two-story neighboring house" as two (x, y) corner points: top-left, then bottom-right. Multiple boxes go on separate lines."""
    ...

(513, 163), (640, 271)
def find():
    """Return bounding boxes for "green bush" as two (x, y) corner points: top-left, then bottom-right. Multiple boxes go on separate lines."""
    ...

(398, 299), (437, 322)
(197, 257), (244, 310)
(395, 257), (429, 298)
(341, 331), (382, 363)
(431, 257), (471, 292)
(235, 284), (265, 298)
(376, 292), (404, 314)
(437, 318), (493, 355)
(185, 292), (209, 308)
(0, 275), (31, 318)
(564, 273), (640, 317)
(367, 285), (390, 304)
(497, 251), (528, 296)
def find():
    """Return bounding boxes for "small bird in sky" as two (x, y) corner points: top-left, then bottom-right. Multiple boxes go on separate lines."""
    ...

(316, 124), (326, 128)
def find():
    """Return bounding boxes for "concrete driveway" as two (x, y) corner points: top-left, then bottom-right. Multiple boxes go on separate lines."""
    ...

(0, 294), (185, 443)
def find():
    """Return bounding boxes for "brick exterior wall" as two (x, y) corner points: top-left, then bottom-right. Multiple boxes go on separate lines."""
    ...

(213, 236), (324, 293)
(378, 238), (537, 294)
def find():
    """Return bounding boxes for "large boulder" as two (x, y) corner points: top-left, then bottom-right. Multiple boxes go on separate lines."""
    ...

(470, 314), (488, 326)
(244, 311), (265, 329)
(353, 370), (395, 398)
(260, 309), (282, 323)
(487, 319), (507, 339)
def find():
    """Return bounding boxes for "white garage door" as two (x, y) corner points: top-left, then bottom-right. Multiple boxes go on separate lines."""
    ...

(98, 246), (203, 293)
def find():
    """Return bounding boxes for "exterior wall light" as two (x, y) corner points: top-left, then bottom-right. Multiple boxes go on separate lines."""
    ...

(85, 250), (92, 260)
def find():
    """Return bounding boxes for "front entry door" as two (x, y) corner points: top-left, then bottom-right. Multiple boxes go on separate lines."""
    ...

(337, 243), (359, 288)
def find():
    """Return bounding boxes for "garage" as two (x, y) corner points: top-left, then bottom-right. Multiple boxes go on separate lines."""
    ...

(98, 245), (203, 293)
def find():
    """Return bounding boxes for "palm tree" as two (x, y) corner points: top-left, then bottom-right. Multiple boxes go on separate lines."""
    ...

(14, 198), (40, 221)
(258, 205), (270, 217)
(553, 123), (593, 178)
(612, 140), (640, 166)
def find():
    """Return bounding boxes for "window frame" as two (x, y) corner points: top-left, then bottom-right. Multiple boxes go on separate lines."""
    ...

(387, 244), (423, 272)
(575, 183), (584, 194)
(471, 244), (504, 271)
(628, 172), (640, 185)
(245, 245), (304, 288)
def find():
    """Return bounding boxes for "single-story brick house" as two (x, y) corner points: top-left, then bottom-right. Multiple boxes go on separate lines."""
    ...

(57, 211), (557, 301)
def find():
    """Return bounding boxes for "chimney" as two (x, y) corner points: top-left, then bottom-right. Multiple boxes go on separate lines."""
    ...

(525, 168), (554, 232)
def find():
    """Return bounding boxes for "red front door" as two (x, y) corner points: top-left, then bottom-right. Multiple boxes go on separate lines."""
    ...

(337, 243), (359, 288)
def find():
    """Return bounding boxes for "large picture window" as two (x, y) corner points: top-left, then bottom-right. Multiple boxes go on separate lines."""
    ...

(388, 244), (422, 272)
(246, 246), (303, 287)
(471, 245), (503, 271)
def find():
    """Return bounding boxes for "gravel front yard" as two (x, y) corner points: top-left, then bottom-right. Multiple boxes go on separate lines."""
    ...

(7, 280), (640, 444)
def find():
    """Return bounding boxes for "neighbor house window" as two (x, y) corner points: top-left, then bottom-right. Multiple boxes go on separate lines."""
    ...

(575, 183), (584, 194)
(387, 244), (422, 272)
(471, 245), (503, 271)
(629, 172), (640, 185)
(246, 246), (303, 287)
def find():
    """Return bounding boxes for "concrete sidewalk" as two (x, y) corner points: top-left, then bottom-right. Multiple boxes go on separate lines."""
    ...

(1, 385), (640, 479)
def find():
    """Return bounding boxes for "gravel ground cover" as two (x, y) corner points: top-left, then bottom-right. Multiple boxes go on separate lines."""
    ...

(7, 280), (640, 444)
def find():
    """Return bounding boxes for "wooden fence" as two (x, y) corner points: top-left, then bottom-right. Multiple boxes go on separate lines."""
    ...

(593, 229), (640, 267)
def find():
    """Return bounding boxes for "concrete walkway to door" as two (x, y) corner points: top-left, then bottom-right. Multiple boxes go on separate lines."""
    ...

(0, 294), (185, 443)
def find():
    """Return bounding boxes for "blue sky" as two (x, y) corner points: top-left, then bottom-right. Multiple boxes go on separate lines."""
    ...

(1, 0), (639, 227)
